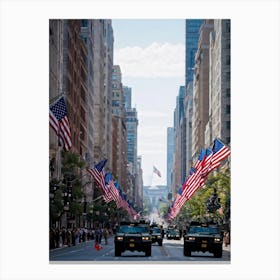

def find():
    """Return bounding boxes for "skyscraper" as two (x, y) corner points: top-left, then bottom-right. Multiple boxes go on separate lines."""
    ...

(208, 19), (231, 146)
(167, 127), (175, 193)
(123, 86), (132, 109)
(185, 19), (203, 171)
(185, 19), (203, 86)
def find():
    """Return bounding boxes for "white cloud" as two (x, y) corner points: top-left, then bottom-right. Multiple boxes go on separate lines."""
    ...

(114, 42), (185, 78)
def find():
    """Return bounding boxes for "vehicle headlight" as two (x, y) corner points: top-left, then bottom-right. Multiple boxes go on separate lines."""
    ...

(142, 236), (150, 241)
(157, 235), (161, 237)
(116, 236), (123, 241)
(188, 237), (195, 241)
(214, 238), (221, 242)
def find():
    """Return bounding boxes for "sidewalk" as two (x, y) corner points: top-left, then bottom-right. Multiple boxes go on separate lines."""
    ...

(50, 236), (114, 252)
(223, 244), (231, 252)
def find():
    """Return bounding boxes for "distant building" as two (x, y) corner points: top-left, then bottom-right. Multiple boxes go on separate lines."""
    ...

(126, 107), (138, 175)
(185, 19), (203, 86)
(111, 65), (127, 190)
(123, 86), (132, 109)
(172, 86), (185, 196)
(166, 127), (175, 193)
(143, 185), (168, 209)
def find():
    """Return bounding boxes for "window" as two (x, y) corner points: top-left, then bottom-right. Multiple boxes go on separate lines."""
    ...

(226, 121), (231, 130)
(226, 105), (230, 114)
(226, 88), (230, 97)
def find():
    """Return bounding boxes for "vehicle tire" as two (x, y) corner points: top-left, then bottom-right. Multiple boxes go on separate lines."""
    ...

(184, 246), (191, 257)
(115, 248), (121, 257)
(145, 246), (151, 257)
(158, 240), (162, 246)
(214, 249), (222, 258)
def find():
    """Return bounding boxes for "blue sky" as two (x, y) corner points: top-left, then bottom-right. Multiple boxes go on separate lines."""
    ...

(113, 19), (185, 48)
(112, 19), (185, 186)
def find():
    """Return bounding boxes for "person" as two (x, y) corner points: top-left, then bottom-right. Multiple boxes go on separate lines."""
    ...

(61, 227), (66, 245)
(224, 231), (230, 247)
(49, 228), (56, 249)
(94, 227), (103, 250)
(103, 227), (109, 245)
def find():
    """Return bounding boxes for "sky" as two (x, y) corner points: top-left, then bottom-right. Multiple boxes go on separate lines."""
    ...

(112, 19), (185, 186)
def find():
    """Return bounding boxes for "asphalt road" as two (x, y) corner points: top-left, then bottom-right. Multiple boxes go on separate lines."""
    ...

(49, 236), (230, 263)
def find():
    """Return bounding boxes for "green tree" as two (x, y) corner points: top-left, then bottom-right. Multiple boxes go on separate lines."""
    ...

(49, 151), (86, 227)
(178, 168), (230, 224)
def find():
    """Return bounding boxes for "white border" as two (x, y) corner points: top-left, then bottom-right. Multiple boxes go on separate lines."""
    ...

(0, 0), (279, 279)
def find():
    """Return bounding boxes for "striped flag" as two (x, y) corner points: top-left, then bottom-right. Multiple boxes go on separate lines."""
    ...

(49, 96), (72, 151)
(201, 147), (213, 178)
(208, 138), (231, 173)
(87, 159), (107, 191)
(153, 166), (161, 177)
(168, 139), (230, 221)
(104, 173), (123, 207)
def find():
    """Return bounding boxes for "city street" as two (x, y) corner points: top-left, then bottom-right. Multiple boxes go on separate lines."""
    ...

(50, 236), (230, 263)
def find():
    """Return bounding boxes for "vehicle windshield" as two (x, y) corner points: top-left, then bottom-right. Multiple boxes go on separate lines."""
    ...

(152, 228), (161, 234)
(118, 225), (149, 234)
(169, 229), (179, 234)
(188, 226), (219, 234)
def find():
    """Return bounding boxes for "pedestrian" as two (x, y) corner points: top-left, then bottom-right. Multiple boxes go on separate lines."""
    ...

(66, 228), (71, 246)
(71, 228), (76, 246)
(224, 231), (230, 247)
(103, 227), (109, 245)
(49, 228), (55, 249)
(75, 228), (80, 245)
(61, 227), (66, 245)
(55, 228), (60, 248)
(94, 227), (102, 250)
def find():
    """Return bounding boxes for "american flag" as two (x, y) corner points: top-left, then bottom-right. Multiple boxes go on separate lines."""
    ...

(87, 159), (107, 191)
(207, 138), (231, 174)
(104, 173), (123, 207)
(200, 147), (213, 178)
(49, 96), (72, 151)
(153, 166), (161, 177)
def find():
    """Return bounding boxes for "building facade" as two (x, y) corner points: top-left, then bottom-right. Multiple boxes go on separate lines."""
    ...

(185, 19), (204, 86)
(166, 127), (175, 194)
(49, 19), (64, 179)
(208, 19), (231, 147)
(192, 20), (214, 158)
(111, 65), (127, 189)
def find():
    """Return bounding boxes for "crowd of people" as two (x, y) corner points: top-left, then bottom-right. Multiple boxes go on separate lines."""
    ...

(49, 226), (111, 250)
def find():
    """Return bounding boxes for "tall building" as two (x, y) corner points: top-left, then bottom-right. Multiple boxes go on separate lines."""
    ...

(111, 65), (127, 189)
(62, 20), (88, 158)
(185, 81), (193, 173)
(49, 20), (64, 179)
(135, 156), (144, 210)
(123, 86), (132, 109)
(207, 19), (231, 146)
(166, 127), (175, 193)
(192, 20), (214, 158)
(185, 19), (203, 174)
(185, 20), (203, 86)
(172, 86), (185, 196)
(126, 108), (138, 175)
